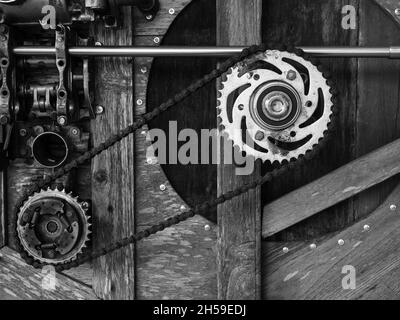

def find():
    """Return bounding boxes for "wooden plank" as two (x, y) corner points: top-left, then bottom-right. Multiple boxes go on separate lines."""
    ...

(0, 171), (5, 248)
(134, 0), (217, 299)
(372, 0), (400, 26)
(135, 130), (217, 299)
(353, 0), (400, 228)
(0, 247), (97, 300)
(261, 0), (359, 240)
(263, 138), (400, 238)
(263, 181), (400, 300)
(216, 0), (262, 300)
(91, 9), (135, 300)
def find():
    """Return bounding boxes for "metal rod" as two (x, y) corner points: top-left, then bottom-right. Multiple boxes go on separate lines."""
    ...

(11, 46), (400, 58)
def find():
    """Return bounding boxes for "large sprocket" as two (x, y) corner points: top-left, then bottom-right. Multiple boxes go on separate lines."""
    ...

(217, 49), (334, 164)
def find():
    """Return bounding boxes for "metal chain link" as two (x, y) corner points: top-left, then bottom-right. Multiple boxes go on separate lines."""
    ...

(15, 43), (338, 271)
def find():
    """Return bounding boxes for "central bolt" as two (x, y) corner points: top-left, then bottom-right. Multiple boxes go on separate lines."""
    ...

(262, 92), (292, 121)
(46, 221), (58, 233)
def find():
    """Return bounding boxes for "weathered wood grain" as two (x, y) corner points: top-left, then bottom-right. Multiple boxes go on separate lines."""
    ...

(135, 130), (217, 299)
(0, 171), (5, 248)
(144, 0), (218, 223)
(263, 181), (400, 300)
(262, 0), (359, 240)
(216, 0), (262, 300)
(372, 0), (400, 26)
(353, 0), (400, 227)
(134, 0), (190, 36)
(263, 138), (400, 238)
(91, 9), (135, 300)
(0, 247), (97, 300)
(134, 0), (217, 300)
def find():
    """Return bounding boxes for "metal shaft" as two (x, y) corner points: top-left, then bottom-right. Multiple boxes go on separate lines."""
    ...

(11, 46), (400, 58)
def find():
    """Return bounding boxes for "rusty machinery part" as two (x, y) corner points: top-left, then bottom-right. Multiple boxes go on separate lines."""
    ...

(217, 50), (334, 164)
(16, 187), (91, 265)
(14, 44), (338, 271)
(31, 131), (68, 168)
(0, 0), (160, 26)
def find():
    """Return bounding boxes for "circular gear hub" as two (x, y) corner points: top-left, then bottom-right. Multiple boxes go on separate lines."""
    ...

(17, 188), (90, 265)
(217, 49), (334, 163)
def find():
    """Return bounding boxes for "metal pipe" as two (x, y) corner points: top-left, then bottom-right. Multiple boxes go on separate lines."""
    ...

(11, 46), (400, 58)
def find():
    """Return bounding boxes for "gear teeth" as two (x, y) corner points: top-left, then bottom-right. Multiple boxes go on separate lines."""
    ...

(218, 46), (334, 164)
(16, 186), (91, 267)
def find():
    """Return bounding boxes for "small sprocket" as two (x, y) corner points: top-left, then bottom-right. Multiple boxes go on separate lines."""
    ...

(217, 49), (334, 164)
(16, 187), (91, 265)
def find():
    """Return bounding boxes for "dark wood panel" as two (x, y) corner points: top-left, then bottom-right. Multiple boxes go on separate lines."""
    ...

(263, 181), (400, 300)
(90, 9), (135, 300)
(262, 0), (359, 240)
(147, 0), (218, 222)
(216, 0), (262, 300)
(353, 0), (400, 227)
(263, 138), (400, 238)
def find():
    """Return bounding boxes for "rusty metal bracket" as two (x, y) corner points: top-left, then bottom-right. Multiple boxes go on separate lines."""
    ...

(55, 25), (68, 126)
(0, 23), (12, 151)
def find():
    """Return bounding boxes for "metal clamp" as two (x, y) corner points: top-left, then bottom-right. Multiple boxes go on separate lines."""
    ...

(55, 25), (68, 126)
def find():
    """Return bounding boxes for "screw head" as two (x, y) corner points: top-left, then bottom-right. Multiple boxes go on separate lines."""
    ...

(282, 247), (289, 254)
(140, 66), (148, 74)
(395, 8), (400, 16)
(390, 204), (397, 211)
(146, 14), (153, 21)
(95, 105), (104, 115)
(81, 201), (89, 210)
(153, 37), (160, 44)
(287, 70), (297, 81)
(137, 99), (143, 106)
(310, 243), (317, 250)
(363, 224), (370, 232)
(57, 116), (67, 126)
(146, 158), (153, 165)
(71, 128), (79, 136)
(19, 129), (27, 137)
(0, 115), (8, 125)
(204, 224), (211, 231)
(160, 184), (166, 191)
(95, 41), (103, 46)
(180, 205), (186, 211)
(255, 131), (265, 141)
(338, 239), (345, 246)
(169, 8), (175, 15)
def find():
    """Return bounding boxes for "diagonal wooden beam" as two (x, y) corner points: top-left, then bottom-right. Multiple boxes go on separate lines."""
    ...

(264, 181), (400, 300)
(372, 0), (400, 27)
(0, 247), (97, 300)
(263, 138), (400, 238)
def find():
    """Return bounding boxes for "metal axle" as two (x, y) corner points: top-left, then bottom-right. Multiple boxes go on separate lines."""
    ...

(11, 46), (400, 58)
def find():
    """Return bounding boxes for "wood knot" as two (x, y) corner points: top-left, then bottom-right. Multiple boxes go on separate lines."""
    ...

(94, 169), (108, 184)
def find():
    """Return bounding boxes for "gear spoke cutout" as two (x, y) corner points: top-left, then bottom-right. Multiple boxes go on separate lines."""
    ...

(217, 49), (333, 163)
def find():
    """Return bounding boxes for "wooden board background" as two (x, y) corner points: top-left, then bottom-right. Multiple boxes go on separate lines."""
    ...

(147, 0), (400, 299)
(1, 0), (400, 300)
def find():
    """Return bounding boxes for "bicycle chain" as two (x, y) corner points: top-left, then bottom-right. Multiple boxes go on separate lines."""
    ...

(15, 43), (338, 272)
